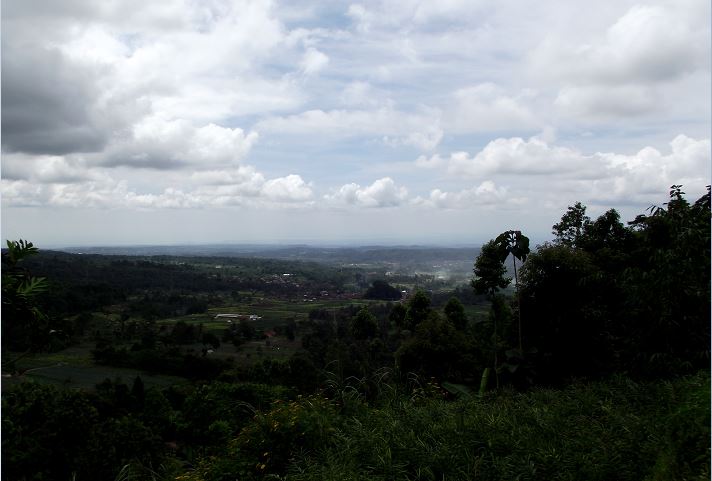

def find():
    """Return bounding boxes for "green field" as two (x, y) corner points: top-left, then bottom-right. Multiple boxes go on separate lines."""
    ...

(156, 296), (377, 333)
(3, 343), (187, 391)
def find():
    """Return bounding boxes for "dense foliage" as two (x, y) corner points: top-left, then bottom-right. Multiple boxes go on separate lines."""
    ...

(363, 279), (402, 300)
(518, 186), (710, 383)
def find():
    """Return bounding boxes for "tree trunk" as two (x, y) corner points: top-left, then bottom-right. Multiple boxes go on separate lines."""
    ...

(493, 307), (499, 389)
(513, 256), (522, 351)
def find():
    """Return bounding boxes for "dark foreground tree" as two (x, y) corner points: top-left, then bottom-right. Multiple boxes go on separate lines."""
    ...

(493, 230), (530, 351)
(404, 290), (432, 331)
(388, 303), (407, 330)
(520, 186), (710, 382)
(351, 308), (378, 340)
(2, 240), (53, 357)
(552, 202), (590, 247)
(472, 240), (510, 388)
(443, 297), (468, 331)
(396, 311), (472, 380)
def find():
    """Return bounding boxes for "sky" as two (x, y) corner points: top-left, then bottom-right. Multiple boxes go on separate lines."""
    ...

(1, 0), (710, 247)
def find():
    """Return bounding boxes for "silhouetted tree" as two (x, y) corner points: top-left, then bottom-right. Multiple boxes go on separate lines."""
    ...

(494, 230), (530, 351)
(388, 303), (407, 330)
(472, 240), (511, 387)
(351, 308), (377, 340)
(396, 311), (471, 380)
(552, 202), (590, 247)
(444, 297), (468, 331)
(2, 240), (52, 355)
(404, 290), (431, 331)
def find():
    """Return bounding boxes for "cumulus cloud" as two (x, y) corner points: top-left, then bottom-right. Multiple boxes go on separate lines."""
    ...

(1, 0), (308, 164)
(419, 135), (710, 205)
(416, 180), (512, 209)
(415, 137), (591, 177)
(2, 167), (314, 209)
(326, 177), (408, 207)
(104, 117), (258, 169)
(548, 5), (707, 85)
(531, 3), (710, 122)
(2, 178), (131, 209)
(1, 153), (98, 184)
(262, 175), (314, 202)
(190, 166), (264, 187)
(446, 137), (595, 177)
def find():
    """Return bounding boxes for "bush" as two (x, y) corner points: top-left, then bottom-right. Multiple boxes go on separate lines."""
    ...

(179, 372), (710, 481)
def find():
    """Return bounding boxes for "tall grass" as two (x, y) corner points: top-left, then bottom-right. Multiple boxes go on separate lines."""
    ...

(179, 371), (709, 481)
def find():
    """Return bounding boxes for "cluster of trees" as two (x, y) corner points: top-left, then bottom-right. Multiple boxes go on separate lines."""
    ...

(298, 288), (476, 389)
(472, 186), (710, 385)
(3, 376), (295, 480)
(15, 251), (357, 325)
(363, 279), (402, 300)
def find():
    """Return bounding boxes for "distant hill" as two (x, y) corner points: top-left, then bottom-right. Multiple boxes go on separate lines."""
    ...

(57, 244), (482, 266)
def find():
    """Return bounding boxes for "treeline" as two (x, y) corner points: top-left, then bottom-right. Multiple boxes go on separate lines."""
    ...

(514, 186), (710, 383)
(1, 251), (359, 351)
(265, 186), (711, 396)
(25, 252), (355, 299)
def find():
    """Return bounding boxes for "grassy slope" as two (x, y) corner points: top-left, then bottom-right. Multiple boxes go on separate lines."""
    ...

(184, 371), (710, 481)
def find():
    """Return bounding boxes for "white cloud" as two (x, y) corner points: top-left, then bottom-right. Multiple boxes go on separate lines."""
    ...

(447, 137), (594, 177)
(262, 175), (314, 202)
(533, 4), (707, 85)
(427, 134), (710, 205)
(300, 47), (329, 75)
(190, 166), (264, 187)
(346, 0), (485, 31)
(2, 178), (133, 209)
(1, 180), (48, 207)
(338, 81), (389, 108)
(417, 180), (512, 209)
(1, 153), (98, 184)
(346, 4), (374, 33)
(446, 83), (539, 133)
(555, 85), (659, 120)
(530, 3), (710, 123)
(2, 166), (314, 209)
(415, 137), (589, 177)
(256, 106), (442, 151)
(384, 126), (443, 151)
(326, 177), (408, 207)
(105, 117), (258, 169)
(414, 153), (446, 169)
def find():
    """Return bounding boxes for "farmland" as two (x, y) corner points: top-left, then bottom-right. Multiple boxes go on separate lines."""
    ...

(4, 248), (488, 391)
